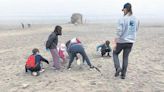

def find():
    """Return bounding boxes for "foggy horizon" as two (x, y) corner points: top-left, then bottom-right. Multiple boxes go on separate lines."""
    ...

(0, 0), (164, 23)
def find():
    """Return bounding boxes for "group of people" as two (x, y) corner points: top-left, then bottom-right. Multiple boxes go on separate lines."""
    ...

(25, 3), (139, 79)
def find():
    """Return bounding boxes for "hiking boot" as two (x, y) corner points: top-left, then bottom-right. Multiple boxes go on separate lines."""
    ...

(107, 53), (111, 57)
(115, 68), (122, 77)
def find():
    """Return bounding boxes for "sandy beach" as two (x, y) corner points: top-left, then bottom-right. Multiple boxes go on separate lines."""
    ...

(0, 22), (164, 92)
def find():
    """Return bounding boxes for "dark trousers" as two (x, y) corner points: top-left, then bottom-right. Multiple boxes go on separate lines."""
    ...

(101, 49), (111, 56)
(68, 45), (92, 68)
(25, 65), (41, 72)
(113, 43), (133, 76)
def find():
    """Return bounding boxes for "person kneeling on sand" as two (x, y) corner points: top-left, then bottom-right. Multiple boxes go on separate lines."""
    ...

(25, 48), (49, 76)
(96, 40), (112, 57)
(65, 38), (94, 70)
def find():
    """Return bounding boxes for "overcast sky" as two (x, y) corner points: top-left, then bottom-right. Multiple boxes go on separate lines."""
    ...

(0, 0), (163, 20)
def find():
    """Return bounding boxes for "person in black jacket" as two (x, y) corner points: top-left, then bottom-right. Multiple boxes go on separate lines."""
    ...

(46, 25), (62, 70)
(25, 48), (49, 76)
(96, 40), (112, 57)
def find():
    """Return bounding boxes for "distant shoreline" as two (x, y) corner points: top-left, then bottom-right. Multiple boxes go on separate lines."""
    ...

(0, 17), (164, 31)
(0, 15), (164, 24)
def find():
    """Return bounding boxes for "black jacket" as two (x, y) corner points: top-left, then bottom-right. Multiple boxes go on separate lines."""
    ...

(46, 32), (58, 49)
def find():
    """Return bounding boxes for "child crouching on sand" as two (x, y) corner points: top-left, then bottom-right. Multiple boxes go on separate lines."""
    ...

(97, 40), (112, 57)
(25, 48), (49, 76)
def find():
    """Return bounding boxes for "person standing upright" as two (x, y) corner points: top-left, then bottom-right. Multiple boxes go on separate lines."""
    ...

(113, 3), (139, 79)
(46, 25), (62, 70)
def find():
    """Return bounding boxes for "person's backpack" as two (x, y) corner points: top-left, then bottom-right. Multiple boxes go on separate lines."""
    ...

(25, 55), (36, 68)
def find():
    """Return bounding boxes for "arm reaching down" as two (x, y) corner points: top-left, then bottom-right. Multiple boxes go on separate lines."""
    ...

(40, 55), (49, 64)
(96, 44), (103, 51)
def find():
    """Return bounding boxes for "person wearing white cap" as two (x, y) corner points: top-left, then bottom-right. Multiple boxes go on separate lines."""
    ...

(113, 3), (139, 79)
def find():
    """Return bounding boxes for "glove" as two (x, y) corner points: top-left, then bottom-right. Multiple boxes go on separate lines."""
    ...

(45, 60), (49, 64)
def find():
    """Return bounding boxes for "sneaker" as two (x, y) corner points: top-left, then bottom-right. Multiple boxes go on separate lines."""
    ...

(121, 75), (125, 79)
(68, 68), (71, 70)
(52, 66), (60, 70)
(101, 54), (104, 57)
(39, 68), (45, 73)
(32, 72), (39, 76)
(107, 53), (110, 56)
(121, 74), (126, 79)
(115, 68), (122, 77)
(67, 66), (71, 70)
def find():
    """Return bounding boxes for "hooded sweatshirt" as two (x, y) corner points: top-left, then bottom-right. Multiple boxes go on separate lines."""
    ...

(46, 32), (58, 49)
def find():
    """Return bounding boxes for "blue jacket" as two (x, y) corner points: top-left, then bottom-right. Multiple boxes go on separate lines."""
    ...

(34, 54), (49, 66)
(97, 43), (111, 52)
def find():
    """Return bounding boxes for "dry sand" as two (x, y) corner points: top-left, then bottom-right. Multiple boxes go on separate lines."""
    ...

(0, 23), (164, 92)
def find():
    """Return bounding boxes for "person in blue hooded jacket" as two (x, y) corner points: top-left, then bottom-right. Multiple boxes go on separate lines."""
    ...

(65, 40), (94, 70)
(97, 40), (112, 57)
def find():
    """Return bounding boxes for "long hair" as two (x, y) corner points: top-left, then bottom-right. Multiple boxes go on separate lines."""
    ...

(126, 3), (133, 15)
(123, 3), (133, 15)
(127, 7), (133, 15)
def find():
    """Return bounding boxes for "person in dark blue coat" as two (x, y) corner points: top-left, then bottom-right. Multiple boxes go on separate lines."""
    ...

(66, 40), (94, 69)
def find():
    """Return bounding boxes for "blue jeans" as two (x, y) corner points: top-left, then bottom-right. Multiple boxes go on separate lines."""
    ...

(68, 44), (92, 68)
